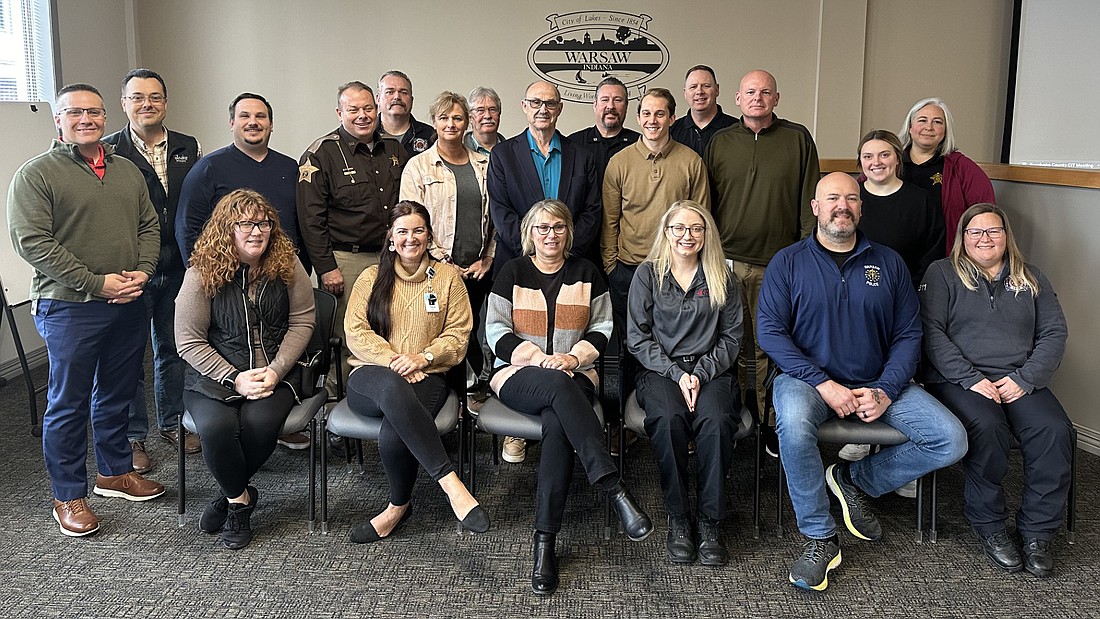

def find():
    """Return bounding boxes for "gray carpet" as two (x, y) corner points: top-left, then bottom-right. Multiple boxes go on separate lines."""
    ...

(0, 359), (1095, 618)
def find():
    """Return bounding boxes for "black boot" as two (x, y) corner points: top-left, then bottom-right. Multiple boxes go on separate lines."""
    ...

(607, 482), (653, 541)
(531, 531), (559, 595)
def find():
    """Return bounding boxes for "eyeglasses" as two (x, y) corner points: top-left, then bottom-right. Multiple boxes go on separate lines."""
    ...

(234, 220), (274, 233)
(58, 107), (106, 119)
(963, 226), (1005, 240)
(524, 98), (562, 111)
(667, 224), (706, 238)
(532, 223), (568, 236)
(472, 107), (500, 116)
(124, 94), (166, 104)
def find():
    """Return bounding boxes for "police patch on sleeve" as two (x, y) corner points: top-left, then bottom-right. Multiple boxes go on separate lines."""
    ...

(413, 137), (429, 153)
(298, 160), (320, 183)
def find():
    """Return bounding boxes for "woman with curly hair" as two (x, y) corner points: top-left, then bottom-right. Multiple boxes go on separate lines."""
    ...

(175, 188), (315, 549)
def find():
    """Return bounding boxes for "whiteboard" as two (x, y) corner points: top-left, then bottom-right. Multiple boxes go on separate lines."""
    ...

(1010, 0), (1100, 169)
(1, 101), (57, 305)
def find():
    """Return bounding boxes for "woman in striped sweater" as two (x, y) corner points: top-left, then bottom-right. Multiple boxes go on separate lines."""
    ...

(486, 199), (652, 595)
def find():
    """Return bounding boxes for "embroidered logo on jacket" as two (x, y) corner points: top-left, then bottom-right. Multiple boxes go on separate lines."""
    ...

(864, 265), (882, 287)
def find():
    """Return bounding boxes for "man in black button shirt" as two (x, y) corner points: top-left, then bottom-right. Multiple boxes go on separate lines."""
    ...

(378, 70), (436, 158)
(568, 77), (640, 192)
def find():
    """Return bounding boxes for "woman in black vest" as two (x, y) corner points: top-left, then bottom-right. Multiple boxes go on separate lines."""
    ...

(176, 189), (315, 550)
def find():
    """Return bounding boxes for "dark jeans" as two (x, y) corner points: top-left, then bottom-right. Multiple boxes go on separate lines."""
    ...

(184, 385), (294, 499)
(34, 298), (148, 500)
(128, 267), (186, 438)
(925, 382), (1073, 540)
(636, 369), (740, 521)
(496, 367), (617, 533)
(346, 366), (451, 506)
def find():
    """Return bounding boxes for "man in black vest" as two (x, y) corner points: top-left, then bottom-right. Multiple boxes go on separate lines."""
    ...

(104, 68), (201, 473)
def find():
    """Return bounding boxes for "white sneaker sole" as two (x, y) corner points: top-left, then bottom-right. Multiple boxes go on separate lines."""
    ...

(53, 508), (99, 537)
(93, 485), (165, 502)
(501, 451), (526, 464)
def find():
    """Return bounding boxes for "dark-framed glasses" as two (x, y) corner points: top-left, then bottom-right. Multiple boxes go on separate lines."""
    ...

(532, 223), (568, 236)
(667, 224), (706, 238)
(124, 94), (166, 104)
(234, 220), (274, 233)
(524, 98), (562, 111)
(963, 226), (1005, 240)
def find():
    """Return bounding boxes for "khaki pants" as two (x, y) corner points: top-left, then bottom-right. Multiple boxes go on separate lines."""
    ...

(331, 250), (381, 382)
(730, 259), (771, 424)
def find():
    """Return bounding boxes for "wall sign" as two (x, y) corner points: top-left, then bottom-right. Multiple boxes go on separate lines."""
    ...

(527, 11), (670, 103)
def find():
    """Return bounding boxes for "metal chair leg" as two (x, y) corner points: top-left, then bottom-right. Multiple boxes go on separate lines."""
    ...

(776, 452), (785, 537)
(320, 417), (330, 535)
(929, 468), (939, 544)
(177, 413), (186, 527)
(914, 473), (925, 543)
(753, 423), (762, 539)
(308, 417), (317, 533)
(1068, 427), (1077, 544)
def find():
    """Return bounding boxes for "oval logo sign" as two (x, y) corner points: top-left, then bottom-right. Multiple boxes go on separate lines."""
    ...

(527, 11), (670, 103)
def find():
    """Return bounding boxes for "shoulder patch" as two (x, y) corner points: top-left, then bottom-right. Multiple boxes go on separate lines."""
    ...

(298, 160), (320, 183)
(303, 133), (339, 156)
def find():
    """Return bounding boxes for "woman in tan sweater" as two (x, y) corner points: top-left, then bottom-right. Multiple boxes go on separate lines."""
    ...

(344, 201), (488, 542)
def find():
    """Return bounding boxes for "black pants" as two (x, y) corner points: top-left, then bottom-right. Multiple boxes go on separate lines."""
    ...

(925, 382), (1073, 540)
(636, 369), (740, 521)
(607, 261), (638, 333)
(462, 273), (493, 378)
(497, 367), (617, 533)
(347, 366), (451, 506)
(184, 385), (294, 499)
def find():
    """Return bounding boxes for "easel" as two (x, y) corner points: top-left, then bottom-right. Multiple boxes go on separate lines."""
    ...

(0, 282), (46, 437)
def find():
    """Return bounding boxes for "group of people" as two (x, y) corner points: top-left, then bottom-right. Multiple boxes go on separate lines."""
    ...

(6, 62), (1072, 595)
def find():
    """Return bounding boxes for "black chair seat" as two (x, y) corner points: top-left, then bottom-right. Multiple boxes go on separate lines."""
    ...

(622, 390), (754, 441)
(816, 417), (908, 446)
(476, 396), (604, 441)
(326, 392), (459, 440)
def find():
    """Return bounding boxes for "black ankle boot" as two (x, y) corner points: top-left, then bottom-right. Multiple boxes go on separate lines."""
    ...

(531, 531), (559, 595)
(607, 482), (653, 541)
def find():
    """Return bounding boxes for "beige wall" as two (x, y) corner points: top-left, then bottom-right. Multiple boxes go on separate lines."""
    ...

(861, 0), (1014, 163)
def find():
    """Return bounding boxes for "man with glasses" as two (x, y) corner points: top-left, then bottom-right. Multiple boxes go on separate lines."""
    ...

(465, 86), (504, 155)
(297, 81), (408, 381)
(103, 69), (201, 472)
(9, 83), (167, 537)
(757, 172), (965, 590)
(487, 80), (601, 464)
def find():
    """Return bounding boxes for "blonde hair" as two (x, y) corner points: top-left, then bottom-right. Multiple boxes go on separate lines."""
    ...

(950, 203), (1039, 296)
(643, 200), (729, 309)
(190, 189), (297, 297)
(519, 199), (573, 257)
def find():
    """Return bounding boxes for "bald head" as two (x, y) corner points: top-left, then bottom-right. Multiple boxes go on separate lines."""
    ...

(812, 173), (862, 246)
(522, 80), (562, 133)
(736, 70), (780, 129)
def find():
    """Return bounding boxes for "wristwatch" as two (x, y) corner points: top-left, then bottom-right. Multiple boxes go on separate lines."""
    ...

(422, 351), (434, 364)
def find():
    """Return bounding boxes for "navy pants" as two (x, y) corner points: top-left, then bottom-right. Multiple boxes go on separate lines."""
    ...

(34, 298), (148, 500)
(925, 382), (1073, 541)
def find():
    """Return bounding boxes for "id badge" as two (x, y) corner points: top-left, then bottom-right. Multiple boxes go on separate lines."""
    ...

(424, 292), (440, 313)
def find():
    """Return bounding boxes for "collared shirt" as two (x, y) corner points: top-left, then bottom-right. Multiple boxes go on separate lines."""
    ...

(567, 125), (640, 190)
(526, 129), (561, 200)
(464, 131), (499, 156)
(669, 104), (738, 156)
(601, 138), (709, 270)
(130, 126), (169, 191)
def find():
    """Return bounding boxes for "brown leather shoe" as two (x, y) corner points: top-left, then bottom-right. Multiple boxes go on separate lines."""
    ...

(53, 498), (99, 537)
(160, 428), (202, 454)
(131, 441), (152, 474)
(93, 471), (165, 502)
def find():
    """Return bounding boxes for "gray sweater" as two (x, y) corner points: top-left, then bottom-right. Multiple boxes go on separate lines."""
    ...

(918, 259), (1067, 393)
(7, 140), (159, 302)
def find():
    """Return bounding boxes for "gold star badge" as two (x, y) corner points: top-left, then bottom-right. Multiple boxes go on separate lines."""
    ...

(390, 155), (400, 166)
(931, 172), (943, 186)
(299, 161), (320, 183)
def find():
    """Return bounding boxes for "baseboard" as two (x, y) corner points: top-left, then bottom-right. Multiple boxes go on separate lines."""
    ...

(1074, 423), (1100, 456)
(0, 345), (47, 385)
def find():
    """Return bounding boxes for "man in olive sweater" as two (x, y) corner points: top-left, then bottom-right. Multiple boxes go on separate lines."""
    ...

(7, 84), (166, 538)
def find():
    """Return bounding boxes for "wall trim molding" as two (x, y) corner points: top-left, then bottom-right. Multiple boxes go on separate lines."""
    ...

(0, 345), (47, 384)
(1074, 423), (1100, 456)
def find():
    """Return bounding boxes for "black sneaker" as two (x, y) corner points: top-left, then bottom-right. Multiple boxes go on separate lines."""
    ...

(220, 503), (254, 550)
(825, 463), (882, 541)
(789, 536), (842, 591)
(697, 516), (728, 567)
(666, 515), (696, 564)
(199, 495), (229, 534)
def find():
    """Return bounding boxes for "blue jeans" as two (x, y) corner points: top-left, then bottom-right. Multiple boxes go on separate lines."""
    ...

(774, 374), (967, 539)
(127, 267), (185, 438)
(34, 298), (148, 500)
